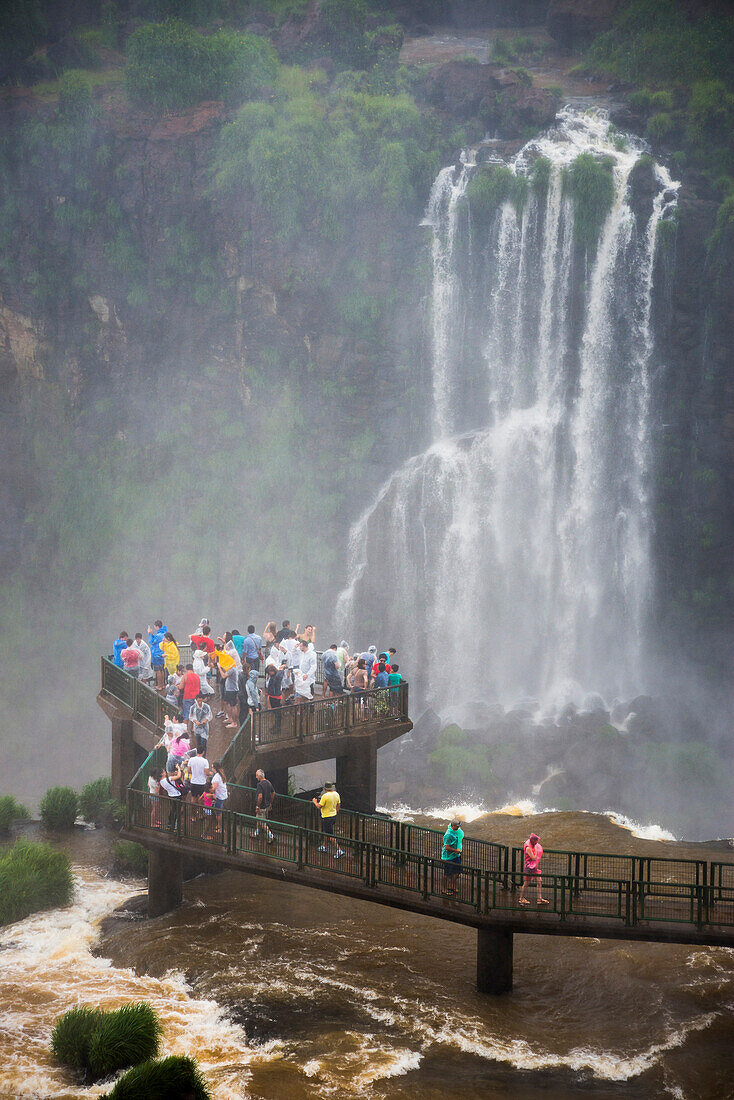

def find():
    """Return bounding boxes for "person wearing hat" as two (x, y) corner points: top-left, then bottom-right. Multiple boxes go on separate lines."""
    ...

(519, 832), (548, 906)
(441, 818), (464, 896)
(312, 783), (344, 858)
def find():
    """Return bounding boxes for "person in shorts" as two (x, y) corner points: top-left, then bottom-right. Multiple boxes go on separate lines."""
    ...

(519, 832), (548, 906)
(254, 768), (275, 842)
(188, 745), (209, 801)
(312, 782), (343, 858)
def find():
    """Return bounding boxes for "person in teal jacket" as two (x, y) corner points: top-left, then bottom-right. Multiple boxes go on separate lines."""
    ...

(441, 819), (464, 897)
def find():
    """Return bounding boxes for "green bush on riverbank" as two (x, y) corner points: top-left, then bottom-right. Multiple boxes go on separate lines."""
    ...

(0, 794), (30, 835)
(52, 1001), (162, 1080)
(80, 777), (124, 828)
(104, 1055), (212, 1099)
(40, 786), (78, 831)
(0, 841), (73, 926)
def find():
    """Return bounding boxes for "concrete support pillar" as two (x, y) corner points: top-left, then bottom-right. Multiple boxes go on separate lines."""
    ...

(477, 927), (513, 994)
(336, 741), (377, 814)
(148, 848), (183, 918)
(111, 716), (135, 802)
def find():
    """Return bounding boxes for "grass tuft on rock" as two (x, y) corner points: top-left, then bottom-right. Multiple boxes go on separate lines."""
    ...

(51, 1006), (104, 1069)
(40, 785), (79, 831)
(0, 841), (74, 926)
(80, 777), (124, 828)
(103, 1055), (213, 1100)
(88, 1002), (162, 1078)
(52, 1001), (162, 1080)
(112, 841), (149, 876)
(465, 165), (528, 226)
(0, 794), (30, 835)
(562, 152), (615, 253)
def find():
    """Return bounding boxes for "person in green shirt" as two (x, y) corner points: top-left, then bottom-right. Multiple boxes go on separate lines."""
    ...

(312, 782), (344, 859)
(387, 664), (402, 715)
(441, 819), (464, 896)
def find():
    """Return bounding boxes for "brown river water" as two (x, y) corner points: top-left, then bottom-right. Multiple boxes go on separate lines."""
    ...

(0, 808), (732, 1099)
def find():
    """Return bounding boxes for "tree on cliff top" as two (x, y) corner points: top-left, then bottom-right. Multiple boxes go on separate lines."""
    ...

(125, 19), (278, 110)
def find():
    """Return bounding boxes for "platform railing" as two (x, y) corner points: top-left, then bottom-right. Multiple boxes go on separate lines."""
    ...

(125, 788), (734, 932)
(101, 657), (181, 725)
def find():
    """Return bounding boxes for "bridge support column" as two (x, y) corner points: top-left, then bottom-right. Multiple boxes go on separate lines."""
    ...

(336, 741), (377, 814)
(148, 848), (183, 918)
(111, 716), (135, 803)
(477, 927), (513, 994)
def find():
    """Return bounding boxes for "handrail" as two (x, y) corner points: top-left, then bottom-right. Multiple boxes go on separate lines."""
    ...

(126, 788), (734, 933)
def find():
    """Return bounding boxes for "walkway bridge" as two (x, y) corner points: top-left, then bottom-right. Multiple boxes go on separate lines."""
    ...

(99, 655), (734, 993)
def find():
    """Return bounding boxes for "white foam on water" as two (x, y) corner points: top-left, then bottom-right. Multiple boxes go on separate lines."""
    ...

(430, 1010), (719, 1081)
(0, 867), (273, 1099)
(603, 811), (677, 842)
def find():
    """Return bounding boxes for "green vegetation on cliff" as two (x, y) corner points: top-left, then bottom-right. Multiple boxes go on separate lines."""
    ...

(465, 166), (528, 225)
(587, 0), (734, 189)
(126, 20), (278, 109)
(562, 153), (615, 253)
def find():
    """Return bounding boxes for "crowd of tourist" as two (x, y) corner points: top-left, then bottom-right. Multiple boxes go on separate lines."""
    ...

(113, 617), (545, 906)
(112, 618), (404, 732)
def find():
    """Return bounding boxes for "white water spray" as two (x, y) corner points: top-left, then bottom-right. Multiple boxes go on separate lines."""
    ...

(338, 108), (679, 717)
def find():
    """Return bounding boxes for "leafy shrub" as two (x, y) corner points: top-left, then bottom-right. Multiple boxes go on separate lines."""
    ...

(628, 88), (653, 113)
(40, 786), (79, 831)
(125, 20), (278, 110)
(112, 841), (149, 876)
(0, 795), (30, 835)
(465, 165), (527, 225)
(88, 1003), (162, 1078)
(52, 1002), (161, 1080)
(213, 77), (446, 240)
(104, 1054), (212, 1100)
(587, 0), (734, 87)
(646, 111), (673, 141)
(0, 841), (74, 926)
(80, 777), (123, 827)
(58, 71), (94, 119)
(562, 152), (615, 252)
(650, 89), (674, 111)
(530, 155), (552, 198)
(51, 1006), (103, 1070)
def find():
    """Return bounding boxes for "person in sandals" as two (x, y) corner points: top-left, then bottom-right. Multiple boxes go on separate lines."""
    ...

(519, 832), (549, 906)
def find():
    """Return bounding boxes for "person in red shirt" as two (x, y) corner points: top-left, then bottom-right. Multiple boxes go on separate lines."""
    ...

(181, 664), (202, 722)
(190, 625), (216, 655)
(121, 640), (141, 678)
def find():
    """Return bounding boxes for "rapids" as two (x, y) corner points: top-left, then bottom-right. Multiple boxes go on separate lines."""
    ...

(1, 826), (731, 1099)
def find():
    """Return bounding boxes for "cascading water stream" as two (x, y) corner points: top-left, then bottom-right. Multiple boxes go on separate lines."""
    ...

(337, 108), (679, 721)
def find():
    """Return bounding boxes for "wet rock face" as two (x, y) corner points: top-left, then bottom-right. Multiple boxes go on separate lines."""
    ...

(419, 60), (558, 134)
(547, 0), (622, 48)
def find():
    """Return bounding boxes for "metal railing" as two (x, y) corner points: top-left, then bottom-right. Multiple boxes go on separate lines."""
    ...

(101, 657), (181, 725)
(125, 787), (734, 932)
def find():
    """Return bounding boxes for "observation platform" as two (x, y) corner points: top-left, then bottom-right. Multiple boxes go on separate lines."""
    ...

(98, 648), (412, 813)
(99, 653), (734, 994)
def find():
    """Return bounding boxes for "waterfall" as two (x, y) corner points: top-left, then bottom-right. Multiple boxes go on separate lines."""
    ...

(337, 108), (679, 720)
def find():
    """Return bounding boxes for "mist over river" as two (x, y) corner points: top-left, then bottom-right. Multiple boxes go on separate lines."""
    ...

(2, 823), (732, 1100)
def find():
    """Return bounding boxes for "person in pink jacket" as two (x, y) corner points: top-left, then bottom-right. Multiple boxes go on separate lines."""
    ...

(519, 832), (549, 906)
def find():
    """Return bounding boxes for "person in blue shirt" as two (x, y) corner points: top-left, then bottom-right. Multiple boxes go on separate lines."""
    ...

(231, 629), (245, 659)
(147, 620), (167, 690)
(113, 631), (129, 668)
(441, 819), (464, 897)
(243, 626), (263, 672)
(373, 660), (389, 689)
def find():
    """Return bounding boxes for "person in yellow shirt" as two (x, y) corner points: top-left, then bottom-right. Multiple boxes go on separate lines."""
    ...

(312, 783), (343, 858)
(214, 643), (238, 726)
(162, 633), (180, 677)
